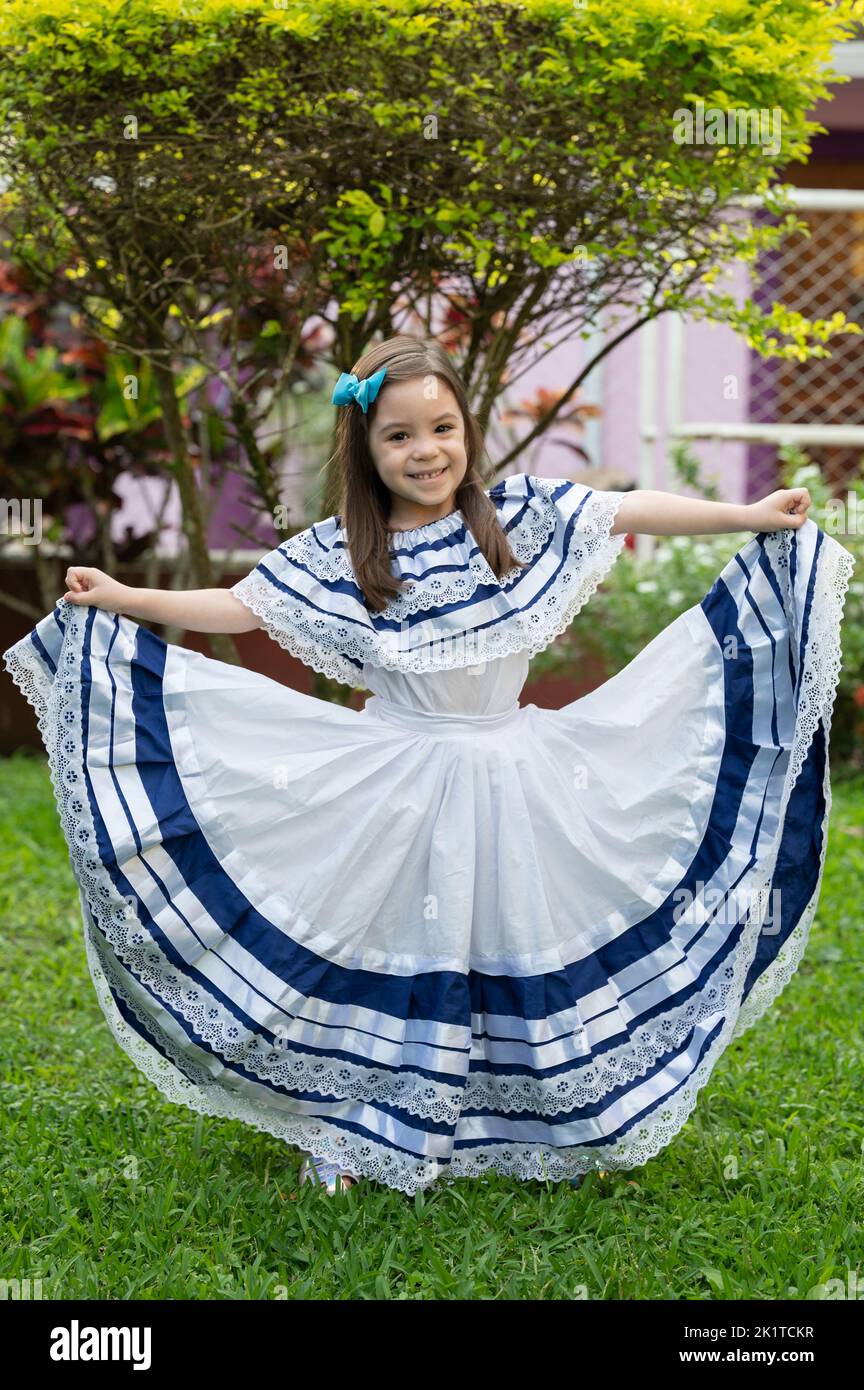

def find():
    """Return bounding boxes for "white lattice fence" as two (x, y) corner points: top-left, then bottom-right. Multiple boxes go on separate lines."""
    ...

(586, 189), (864, 557)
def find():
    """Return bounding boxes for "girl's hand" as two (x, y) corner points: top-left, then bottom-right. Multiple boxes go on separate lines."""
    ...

(746, 488), (811, 533)
(63, 566), (129, 613)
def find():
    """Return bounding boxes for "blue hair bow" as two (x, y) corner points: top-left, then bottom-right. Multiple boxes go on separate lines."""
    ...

(331, 366), (388, 414)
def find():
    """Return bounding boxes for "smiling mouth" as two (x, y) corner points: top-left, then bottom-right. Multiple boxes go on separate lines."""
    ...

(408, 465), (448, 481)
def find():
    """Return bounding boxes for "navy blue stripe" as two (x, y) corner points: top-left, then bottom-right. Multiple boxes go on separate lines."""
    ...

(473, 534), (817, 1030)
(798, 527), (821, 695)
(455, 1017), (725, 1150)
(789, 531), (799, 698)
(742, 721), (827, 995)
(30, 628), (56, 675)
(469, 921), (745, 1076)
(755, 540), (798, 727)
(737, 550), (779, 747)
(258, 554), (366, 609)
(103, 617), (145, 856)
(99, 958), (455, 1149)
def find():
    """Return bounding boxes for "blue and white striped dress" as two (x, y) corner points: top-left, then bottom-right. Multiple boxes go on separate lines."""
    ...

(2, 474), (855, 1195)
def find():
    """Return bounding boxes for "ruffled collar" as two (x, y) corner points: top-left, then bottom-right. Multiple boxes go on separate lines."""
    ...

(230, 474), (628, 688)
(383, 507), (463, 543)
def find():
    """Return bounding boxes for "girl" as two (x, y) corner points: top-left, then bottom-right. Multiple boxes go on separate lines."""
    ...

(3, 333), (855, 1199)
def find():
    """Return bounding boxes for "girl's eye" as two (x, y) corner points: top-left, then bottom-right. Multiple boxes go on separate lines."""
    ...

(388, 424), (454, 442)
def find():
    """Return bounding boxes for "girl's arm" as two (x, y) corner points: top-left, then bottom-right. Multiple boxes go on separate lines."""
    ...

(609, 487), (812, 538)
(62, 566), (263, 634)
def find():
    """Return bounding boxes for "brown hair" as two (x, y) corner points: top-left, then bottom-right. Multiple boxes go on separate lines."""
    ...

(328, 333), (527, 611)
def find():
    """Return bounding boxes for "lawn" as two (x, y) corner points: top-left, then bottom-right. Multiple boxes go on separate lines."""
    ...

(2, 752), (863, 1301)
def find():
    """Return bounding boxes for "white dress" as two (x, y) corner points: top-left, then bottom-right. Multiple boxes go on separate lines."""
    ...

(2, 473), (855, 1195)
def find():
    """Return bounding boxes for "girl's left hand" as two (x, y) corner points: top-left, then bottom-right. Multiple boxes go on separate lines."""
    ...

(747, 488), (811, 532)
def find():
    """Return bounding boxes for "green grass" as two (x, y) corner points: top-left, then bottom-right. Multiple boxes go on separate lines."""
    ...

(2, 751), (863, 1300)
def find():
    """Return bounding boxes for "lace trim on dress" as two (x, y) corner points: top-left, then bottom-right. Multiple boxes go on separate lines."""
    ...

(2, 524), (852, 1195)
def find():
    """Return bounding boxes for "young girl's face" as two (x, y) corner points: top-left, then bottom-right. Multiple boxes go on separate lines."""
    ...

(368, 375), (468, 525)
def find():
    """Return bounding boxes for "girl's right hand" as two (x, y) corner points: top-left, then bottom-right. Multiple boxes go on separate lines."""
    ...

(63, 566), (128, 613)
